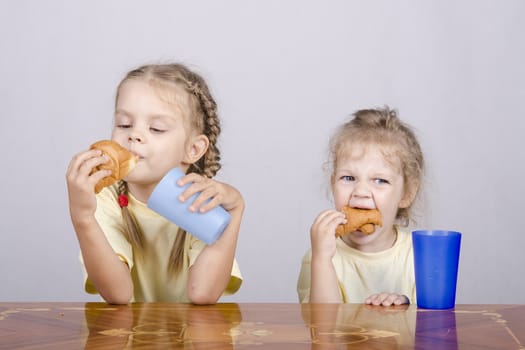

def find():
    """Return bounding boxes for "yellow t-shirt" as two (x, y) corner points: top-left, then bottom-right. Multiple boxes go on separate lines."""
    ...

(297, 229), (415, 303)
(80, 185), (242, 302)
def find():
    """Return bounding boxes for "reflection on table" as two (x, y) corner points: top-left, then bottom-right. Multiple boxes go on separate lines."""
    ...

(0, 302), (524, 349)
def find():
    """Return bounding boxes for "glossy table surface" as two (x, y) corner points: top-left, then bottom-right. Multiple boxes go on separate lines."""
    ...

(1, 302), (524, 349)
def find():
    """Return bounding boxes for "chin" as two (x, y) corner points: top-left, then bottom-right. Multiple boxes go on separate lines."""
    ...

(351, 230), (374, 238)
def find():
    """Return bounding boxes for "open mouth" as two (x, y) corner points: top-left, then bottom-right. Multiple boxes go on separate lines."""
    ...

(351, 205), (375, 210)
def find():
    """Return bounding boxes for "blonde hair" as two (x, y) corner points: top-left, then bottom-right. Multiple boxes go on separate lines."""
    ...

(115, 63), (222, 275)
(328, 106), (424, 226)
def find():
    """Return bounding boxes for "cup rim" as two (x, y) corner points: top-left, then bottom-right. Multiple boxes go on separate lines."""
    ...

(412, 230), (461, 237)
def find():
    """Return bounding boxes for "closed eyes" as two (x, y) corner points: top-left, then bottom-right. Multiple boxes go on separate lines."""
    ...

(150, 127), (167, 133)
(115, 124), (166, 133)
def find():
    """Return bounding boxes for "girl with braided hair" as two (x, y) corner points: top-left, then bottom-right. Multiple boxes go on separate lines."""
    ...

(66, 63), (243, 304)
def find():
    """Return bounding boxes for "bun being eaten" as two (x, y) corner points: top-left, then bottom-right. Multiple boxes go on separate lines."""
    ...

(335, 206), (383, 237)
(89, 140), (138, 193)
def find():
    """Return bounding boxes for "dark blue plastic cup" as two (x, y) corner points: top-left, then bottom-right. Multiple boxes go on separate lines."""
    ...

(147, 167), (231, 245)
(412, 230), (462, 309)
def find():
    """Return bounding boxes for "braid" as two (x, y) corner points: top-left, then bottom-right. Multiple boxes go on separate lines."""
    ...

(184, 80), (222, 178)
(167, 228), (187, 275)
(169, 74), (223, 275)
(117, 180), (143, 254)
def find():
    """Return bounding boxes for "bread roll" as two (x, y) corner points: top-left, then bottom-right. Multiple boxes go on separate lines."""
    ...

(335, 206), (382, 237)
(89, 140), (138, 193)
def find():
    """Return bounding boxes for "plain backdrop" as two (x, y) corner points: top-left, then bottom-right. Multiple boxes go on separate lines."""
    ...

(1, 1), (524, 303)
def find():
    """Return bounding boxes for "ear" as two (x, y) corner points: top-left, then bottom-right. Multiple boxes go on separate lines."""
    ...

(399, 181), (418, 208)
(182, 134), (209, 165)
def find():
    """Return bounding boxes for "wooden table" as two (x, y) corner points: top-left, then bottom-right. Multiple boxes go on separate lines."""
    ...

(1, 303), (524, 349)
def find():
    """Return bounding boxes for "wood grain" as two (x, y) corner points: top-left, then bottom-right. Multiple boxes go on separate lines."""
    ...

(0, 303), (524, 349)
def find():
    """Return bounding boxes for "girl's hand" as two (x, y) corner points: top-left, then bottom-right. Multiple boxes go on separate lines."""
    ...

(176, 173), (243, 214)
(365, 293), (410, 306)
(66, 149), (111, 223)
(310, 209), (346, 260)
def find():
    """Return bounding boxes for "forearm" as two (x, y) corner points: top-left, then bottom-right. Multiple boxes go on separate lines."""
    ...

(73, 217), (133, 304)
(188, 206), (243, 304)
(310, 256), (342, 303)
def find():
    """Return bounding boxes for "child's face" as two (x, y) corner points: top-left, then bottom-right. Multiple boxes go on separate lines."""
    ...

(332, 144), (409, 249)
(111, 79), (194, 190)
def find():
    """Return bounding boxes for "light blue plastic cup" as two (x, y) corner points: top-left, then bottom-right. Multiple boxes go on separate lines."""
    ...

(412, 230), (462, 309)
(147, 167), (231, 245)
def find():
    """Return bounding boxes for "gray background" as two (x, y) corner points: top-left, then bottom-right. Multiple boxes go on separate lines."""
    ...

(1, 1), (524, 303)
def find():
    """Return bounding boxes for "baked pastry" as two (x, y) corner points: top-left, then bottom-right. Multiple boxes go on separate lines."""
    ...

(335, 206), (382, 236)
(89, 140), (138, 193)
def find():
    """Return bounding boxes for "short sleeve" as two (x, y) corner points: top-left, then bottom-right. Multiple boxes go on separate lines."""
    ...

(187, 235), (243, 296)
(94, 187), (134, 267)
(297, 250), (312, 303)
(224, 259), (242, 295)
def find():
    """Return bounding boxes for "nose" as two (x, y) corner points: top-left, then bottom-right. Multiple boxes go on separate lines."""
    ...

(128, 135), (142, 142)
(351, 181), (371, 199)
(128, 128), (143, 143)
(349, 183), (373, 208)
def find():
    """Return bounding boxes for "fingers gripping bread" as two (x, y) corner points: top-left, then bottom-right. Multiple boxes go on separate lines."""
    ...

(335, 206), (382, 237)
(89, 140), (138, 193)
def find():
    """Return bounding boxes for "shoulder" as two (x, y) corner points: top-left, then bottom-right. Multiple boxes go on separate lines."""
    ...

(395, 229), (413, 247)
(392, 229), (414, 260)
(300, 249), (313, 264)
(95, 184), (121, 216)
(96, 184), (119, 203)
